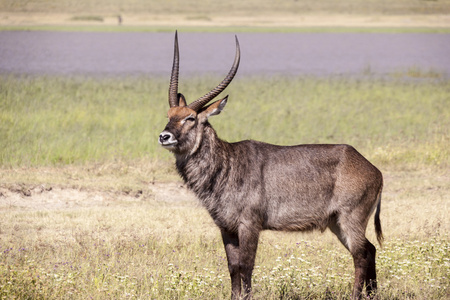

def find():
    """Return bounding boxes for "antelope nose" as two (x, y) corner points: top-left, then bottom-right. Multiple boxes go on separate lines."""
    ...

(159, 131), (173, 145)
(159, 133), (171, 144)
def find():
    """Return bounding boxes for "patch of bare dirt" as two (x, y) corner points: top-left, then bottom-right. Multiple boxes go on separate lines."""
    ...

(0, 182), (196, 211)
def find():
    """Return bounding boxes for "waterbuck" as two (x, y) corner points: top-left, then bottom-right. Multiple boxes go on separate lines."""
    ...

(159, 32), (383, 300)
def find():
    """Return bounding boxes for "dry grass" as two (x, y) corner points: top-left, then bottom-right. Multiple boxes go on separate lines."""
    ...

(0, 166), (449, 299)
(1, 0), (450, 29)
(2, 0), (450, 15)
(1, 12), (449, 29)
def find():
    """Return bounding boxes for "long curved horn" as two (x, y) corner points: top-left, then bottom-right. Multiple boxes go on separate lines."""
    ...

(168, 31), (180, 107)
(188, 36), (240, 112)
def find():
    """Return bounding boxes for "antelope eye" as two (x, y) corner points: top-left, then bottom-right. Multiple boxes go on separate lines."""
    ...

(185, 116), (196, 122)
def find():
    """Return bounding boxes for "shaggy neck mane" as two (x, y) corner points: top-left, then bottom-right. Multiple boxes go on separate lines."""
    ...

(175, 123), (231, 200)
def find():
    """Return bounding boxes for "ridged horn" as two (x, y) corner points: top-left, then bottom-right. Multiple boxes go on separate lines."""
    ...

(188, 35), (240, 112)
(168, 31), (180, 108)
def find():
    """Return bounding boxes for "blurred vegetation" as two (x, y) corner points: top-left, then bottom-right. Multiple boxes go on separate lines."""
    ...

(1, 0), (450, 15)
(2, 0), (449, 33)
(70, 15), (104, 22)
(1, 74), (448, 173)
(2, 25), (449, 33)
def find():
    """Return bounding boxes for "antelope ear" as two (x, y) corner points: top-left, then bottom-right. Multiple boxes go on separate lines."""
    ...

(178, 93), (187, 107)
(199, 96), (228, 120)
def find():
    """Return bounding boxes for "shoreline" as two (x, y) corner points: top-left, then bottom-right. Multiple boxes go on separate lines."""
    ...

(1, 12), (449, 30)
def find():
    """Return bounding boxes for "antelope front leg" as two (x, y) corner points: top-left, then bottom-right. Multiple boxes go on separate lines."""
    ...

(238, 224), (260, 300)
(221, 230), (241, 300)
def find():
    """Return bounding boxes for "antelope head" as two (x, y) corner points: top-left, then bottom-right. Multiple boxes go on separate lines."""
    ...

(159, 32), (240, 155)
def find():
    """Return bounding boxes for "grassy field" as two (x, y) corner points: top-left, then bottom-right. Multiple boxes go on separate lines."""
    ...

(1, 74), (448, 171)
(1, 73), (449, 299)
(0, 183), (448, 299)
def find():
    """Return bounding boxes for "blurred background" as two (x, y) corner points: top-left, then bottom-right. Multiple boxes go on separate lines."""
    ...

(1, 0), (450, 28)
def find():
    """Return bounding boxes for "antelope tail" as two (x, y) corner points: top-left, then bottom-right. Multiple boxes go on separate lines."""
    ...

(374, 185), (383, 247)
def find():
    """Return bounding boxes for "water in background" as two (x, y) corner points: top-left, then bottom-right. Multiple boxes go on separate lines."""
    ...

(0, 31), (449, 77)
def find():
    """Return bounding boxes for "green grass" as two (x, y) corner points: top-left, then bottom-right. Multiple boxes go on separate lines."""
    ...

(1, 74), (449, 172)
